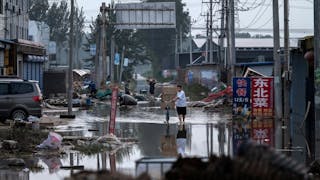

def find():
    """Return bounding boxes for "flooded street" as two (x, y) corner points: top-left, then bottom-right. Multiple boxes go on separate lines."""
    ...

(10, 103), (231, 180)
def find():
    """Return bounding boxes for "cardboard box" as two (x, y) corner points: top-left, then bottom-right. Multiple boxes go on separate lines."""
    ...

(161, 94), (176, 101)
(162, 86), (177, 94)
(161, 101), (175, 110)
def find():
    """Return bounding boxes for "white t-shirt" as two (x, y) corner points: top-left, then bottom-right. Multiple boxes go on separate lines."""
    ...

(176, 90), (187, 107)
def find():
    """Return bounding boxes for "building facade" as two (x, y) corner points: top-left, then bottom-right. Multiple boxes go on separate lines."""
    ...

(0, 0), (29, 39)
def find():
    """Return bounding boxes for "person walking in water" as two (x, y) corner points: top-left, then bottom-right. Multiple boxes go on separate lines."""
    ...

(173, 85), (187, 123)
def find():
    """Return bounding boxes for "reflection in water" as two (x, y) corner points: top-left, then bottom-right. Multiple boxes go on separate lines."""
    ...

(176, 123), (187, 157)
(0, 170), (29, 180)
(217, 122), (226, 155)
(160, 125), (177, 157)
(41, 156), (62, 174)
(27, 106), (233, 179)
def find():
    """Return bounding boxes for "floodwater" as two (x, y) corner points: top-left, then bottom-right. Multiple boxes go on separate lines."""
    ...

(3, 103), (232, 180)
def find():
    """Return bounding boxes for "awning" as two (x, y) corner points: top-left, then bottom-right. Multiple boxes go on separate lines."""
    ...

(73, 69), (91, 77)
(0, 39), (15, 49)
(15, 39), (46, 56)
(25, 55), (48, 62)
(243, 65), (273, 77)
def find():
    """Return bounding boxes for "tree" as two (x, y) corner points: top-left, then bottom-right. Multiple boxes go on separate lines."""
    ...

(86, 7), (148, 80)
(235, 32), (251, 38)
(28, 0), (49, 22)
(46, 1), (70, 44)
(73, 7), (86, 68)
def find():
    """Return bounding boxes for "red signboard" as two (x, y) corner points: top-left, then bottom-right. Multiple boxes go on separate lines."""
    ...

(251, 118), (274, 146)
(109, 87), (118, 134)
(251, 78), (274, 117)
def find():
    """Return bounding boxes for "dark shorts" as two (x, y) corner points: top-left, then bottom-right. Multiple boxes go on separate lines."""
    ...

(176, 106), (187, 115)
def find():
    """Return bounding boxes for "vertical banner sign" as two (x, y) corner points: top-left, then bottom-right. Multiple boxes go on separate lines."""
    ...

(252, 118), (274, 146)
(109, 87), (118, 134)
(232, 77), (251, 155)
(251, 78), (274, 117)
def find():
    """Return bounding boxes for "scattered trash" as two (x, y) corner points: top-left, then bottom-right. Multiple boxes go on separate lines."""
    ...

(27, 116), (40, 122)
(6, 158), (25, 166)
(28, 116), (40, 130)
(37, 132), (63, 150)
(95, 134), (121, 145)
(120, 94), (138, 106)
(188, 101), (208, 107)
(41, 156), (62, 174)
(2, 140), (18, 150)
(201, 86), (232, 102)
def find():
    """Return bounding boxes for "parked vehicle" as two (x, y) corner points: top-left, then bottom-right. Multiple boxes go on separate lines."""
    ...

(0, 77), (42, 121)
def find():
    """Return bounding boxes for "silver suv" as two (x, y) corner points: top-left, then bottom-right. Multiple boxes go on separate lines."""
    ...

(0, 78), (42, 121)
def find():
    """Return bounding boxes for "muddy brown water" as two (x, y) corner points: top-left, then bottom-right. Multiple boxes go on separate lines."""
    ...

(1, 103), (231, 180)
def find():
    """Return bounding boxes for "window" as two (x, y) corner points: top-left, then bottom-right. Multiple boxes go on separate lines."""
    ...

(10, 83), (34, 94)
(16, 25), (18, 38)
(0, 0), (3, 14)
(0, 83), (9, 95)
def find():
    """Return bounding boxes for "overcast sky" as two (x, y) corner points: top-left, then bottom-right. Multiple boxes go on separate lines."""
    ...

(76, 0), (314, 37)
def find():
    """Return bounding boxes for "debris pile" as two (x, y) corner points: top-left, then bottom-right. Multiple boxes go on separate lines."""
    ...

(188, 85), (232, 113)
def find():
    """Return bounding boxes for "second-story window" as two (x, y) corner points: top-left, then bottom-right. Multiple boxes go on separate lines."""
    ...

(0, 0), (3, 14)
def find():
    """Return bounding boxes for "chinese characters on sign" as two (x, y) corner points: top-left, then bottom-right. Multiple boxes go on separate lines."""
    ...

(251, 118), (274, 146)
(232, 78), (251, 155)
(251, 78), (274, 117)
(232, 77), (275, 154)
(233, 78), (251, 116)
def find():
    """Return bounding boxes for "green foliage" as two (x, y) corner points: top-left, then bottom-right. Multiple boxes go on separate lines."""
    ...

(235, 32), (251, 38)
(29, 0), (85, 48)
(46, 1), (70, 43)
(29, 0), (49, 22)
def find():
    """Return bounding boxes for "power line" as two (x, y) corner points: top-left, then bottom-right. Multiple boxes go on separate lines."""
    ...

(242, 0), (269, 28)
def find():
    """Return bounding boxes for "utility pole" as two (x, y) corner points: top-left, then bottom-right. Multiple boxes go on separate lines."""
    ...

(175, 32), (179, 68)
(189, 16), (193, 64)
(209, 0), (213, 63)
(314, 0), (320, 161)
(111, 36), (115, 83)
(219, 0), (225, 71)
(225, 0), (230, 83)
(100, 3), (108, 85)
(180, 26), (183, 53)
(95, 16), (101, 89)
(67, 0), (75, 116)
(273, 0), (283, 149)
(229, 0), (236, 79)
(283, 0), (291, 152)
(205, 12), (209, 63)
(119, 46), (125, 83)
